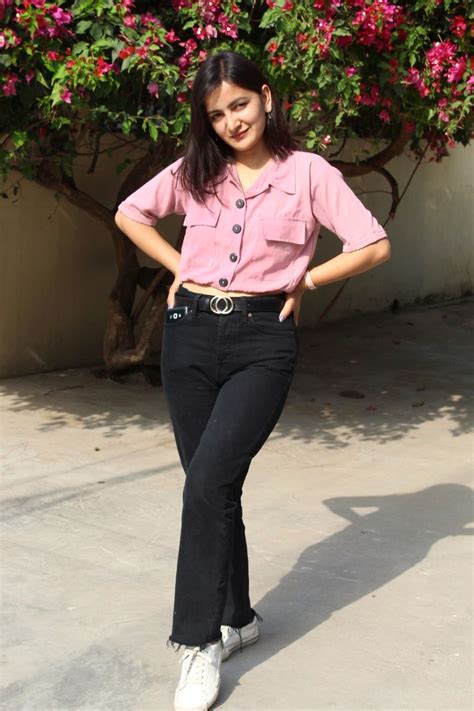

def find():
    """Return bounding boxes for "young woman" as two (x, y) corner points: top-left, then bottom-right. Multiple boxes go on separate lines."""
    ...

(115, 50), (391, 711)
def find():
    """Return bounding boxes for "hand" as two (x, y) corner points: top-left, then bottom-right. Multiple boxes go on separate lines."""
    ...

(167, 273), (182, 308)
(278, 276), (307, 325)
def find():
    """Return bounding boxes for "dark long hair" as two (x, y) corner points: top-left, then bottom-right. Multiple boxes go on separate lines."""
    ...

(175, 51), (298, 204)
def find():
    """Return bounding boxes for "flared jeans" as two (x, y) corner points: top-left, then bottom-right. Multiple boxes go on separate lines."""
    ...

(161, 285), (299, 647)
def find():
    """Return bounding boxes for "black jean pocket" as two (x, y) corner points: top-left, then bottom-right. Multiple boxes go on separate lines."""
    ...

(247, 310), (296, 336)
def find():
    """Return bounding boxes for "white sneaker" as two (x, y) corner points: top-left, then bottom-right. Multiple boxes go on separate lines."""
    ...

(174, 639), (222, 711)
(220, 613), (260, 662)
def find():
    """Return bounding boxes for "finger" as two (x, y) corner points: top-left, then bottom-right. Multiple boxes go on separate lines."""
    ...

(279, 305), (292, 322)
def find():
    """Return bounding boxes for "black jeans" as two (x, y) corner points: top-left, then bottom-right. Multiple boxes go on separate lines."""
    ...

(161, 285), (299, 647)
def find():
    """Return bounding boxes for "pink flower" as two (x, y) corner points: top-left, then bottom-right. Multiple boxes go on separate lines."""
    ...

(378, 109), (390, 123)
(2, 73), (18, 96)
(95, 56), (113, 76)
(205, 24), (218, 38)
(322, 134), (332, 145)
(404, 68), (430, 98)
(447, 57), (467, 84)
(51, 7), (72, 25)
(123, 14), (136, 27)
(217, 13), (238, 39)
(47, 50), (59, 60)
(60, 88), (72, 103)
(449, 15), (467, 38)
(147, 81), (159, 98)
(426, 40), (457, 79)
(467, 75), (474, 93)
(345, 66), (357, 77)
(438, 111), (449, 122)
(282, 1), (294, 9)
(0, 33), (6, 49)
(25, 70), (35, 84)
(193, 26), (206, 40)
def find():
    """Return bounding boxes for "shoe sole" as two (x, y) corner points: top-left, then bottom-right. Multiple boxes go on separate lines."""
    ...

(174, 678), (220, 711)
(221, 633), (259, 662)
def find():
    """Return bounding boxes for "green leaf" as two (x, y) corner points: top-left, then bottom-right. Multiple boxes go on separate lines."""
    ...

(76, 20), (92, 33)
(12, 131), (27, 148)
(148, 121), (158, 141)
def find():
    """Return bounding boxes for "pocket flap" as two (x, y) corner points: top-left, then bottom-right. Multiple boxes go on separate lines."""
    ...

(259, 218), (306, 245)
(183, 204), (221, 227)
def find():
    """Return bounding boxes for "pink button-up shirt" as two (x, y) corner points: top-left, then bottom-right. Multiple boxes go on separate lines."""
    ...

(117, 150), (388, 293)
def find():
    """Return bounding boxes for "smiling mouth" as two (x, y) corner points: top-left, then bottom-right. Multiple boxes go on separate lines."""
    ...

(231, 128), (249, 139)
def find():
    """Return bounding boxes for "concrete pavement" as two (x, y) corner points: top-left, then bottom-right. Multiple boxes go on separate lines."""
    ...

(1, 297), (472, 710)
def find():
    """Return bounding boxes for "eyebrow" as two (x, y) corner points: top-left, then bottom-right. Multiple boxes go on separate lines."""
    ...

(207, 96), (249, 117)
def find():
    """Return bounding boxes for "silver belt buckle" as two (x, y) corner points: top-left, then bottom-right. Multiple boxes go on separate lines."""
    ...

(209, 295), (234, 315)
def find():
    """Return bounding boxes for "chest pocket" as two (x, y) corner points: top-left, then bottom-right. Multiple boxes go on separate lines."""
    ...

(183, 204), (221, 229)
(259, 217), (307, 246)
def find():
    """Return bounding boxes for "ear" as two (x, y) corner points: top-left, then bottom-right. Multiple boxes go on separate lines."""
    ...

(261, 84), (272, 113)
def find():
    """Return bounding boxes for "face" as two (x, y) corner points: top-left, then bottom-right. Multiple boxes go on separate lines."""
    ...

(204, 80), (272, 155)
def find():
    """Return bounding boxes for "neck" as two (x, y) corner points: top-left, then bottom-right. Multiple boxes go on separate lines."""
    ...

(231, 142), (273, 170)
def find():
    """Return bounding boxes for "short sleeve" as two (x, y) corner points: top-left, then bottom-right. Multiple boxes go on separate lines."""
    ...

(117, 157), (187, 225)
(309, 156), (388, 253)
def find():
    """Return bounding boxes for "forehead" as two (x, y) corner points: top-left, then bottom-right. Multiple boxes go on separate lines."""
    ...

(204, 81), (253, 112)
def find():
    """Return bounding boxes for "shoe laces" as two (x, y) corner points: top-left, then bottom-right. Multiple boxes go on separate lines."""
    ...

(178, 646), (210, 686)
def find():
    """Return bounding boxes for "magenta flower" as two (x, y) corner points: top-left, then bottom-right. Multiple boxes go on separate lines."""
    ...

(378, 109), (391, 123)
(2, 73), (19, 96)
(345, 66), (358, 77)
(449, 15), (467, 38)
(165, 29), (179, 43)
(447, 57), (467, 84)
(61, 88), (72, 103)
(147, 81), (159, 98)
(205, 24), (218, 38)
(51, 7), (72, 25)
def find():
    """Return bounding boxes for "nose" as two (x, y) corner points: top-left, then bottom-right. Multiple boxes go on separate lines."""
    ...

(226, 113), (243, 135)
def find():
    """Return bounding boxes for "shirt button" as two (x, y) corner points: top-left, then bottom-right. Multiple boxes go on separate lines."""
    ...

(219, 278), (228, 287)
(229, 253), (238, 262)
(235, 198), (245, 208)
(232, 224), (242, 234)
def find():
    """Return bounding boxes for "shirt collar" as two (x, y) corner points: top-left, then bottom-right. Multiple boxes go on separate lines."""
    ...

(226, 152), (296, 198)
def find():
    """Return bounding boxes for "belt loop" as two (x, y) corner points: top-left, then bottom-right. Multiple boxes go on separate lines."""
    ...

(191, 293), (199, 319)
(240, 296), (248, 323)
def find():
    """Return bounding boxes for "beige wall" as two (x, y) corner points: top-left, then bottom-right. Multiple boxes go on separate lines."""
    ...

(301, 140), (473, 327)
(1, 141), (472, 378)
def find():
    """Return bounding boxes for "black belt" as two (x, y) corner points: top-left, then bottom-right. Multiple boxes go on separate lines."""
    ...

(174, 290), (285, 315)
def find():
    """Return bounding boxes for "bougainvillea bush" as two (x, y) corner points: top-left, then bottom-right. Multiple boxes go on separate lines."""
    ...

(0, 0), (472, 372)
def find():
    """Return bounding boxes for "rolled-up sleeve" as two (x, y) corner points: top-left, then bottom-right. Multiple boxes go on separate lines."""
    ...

(117, 157), (186, 225)
(310, 156), (388, 253)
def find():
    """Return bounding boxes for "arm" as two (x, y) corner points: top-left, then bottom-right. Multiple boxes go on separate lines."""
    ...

(114, 211), (181, 277)
(280, 158), (391, 321)
(307, 236), (391, 289)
